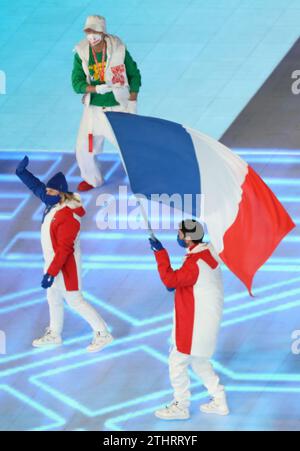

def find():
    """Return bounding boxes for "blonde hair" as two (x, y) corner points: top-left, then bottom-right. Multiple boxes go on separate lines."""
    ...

(60, 192), (81, 204)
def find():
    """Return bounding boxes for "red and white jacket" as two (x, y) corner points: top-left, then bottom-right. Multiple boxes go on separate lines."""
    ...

(154, 243), (224, 357)
(41, 196), (85, 291)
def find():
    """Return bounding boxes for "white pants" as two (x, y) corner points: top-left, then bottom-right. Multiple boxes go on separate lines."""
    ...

(75, 104), (126, 187)
(169, 347), (224, 408)
(47, 286), (109, 336)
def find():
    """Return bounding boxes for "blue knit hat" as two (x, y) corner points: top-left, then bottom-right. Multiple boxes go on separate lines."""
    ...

(46, 172), (68, 193)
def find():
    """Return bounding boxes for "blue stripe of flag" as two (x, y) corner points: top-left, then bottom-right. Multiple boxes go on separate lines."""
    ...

(105, 113), (201, 215)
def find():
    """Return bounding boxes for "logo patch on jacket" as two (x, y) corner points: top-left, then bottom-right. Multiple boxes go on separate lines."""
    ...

(111, 64), (125, 85)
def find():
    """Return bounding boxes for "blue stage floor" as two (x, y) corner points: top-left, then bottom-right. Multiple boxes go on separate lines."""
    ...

(0, 149), (299, 431)
(1, 0), (300, 147)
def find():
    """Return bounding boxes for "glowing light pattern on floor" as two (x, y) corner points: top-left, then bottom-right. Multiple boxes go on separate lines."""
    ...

(0, 150), (299, 431)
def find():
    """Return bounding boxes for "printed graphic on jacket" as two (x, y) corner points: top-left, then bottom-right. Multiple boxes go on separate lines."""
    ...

(88, 61), (107, 82)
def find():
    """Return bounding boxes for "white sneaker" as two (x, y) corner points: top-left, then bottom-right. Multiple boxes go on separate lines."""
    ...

(155, 401), (190, 420)
(32, 328), (62, 348)
(86, 332), (113, 353)
(200, 392), (229, 416)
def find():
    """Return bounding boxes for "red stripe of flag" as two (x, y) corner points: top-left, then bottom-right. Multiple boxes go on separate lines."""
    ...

(219, 166), (295, 295)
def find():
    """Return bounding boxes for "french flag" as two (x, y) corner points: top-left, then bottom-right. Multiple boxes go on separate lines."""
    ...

(104, 112), (295, 294)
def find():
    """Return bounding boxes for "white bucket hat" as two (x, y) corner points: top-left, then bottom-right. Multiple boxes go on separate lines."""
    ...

(84, 15), (106, 33)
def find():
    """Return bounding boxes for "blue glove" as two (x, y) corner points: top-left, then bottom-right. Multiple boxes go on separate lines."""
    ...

(16, 156), (29, 174)
(167, 287), (175, 292)
(149, 237), (164, 252)
(41, 273), (54, 289)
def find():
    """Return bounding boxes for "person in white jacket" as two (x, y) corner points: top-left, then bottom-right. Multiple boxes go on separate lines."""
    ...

(72, 15), (142, 191)
(16, 156), (113, 352)
(150, 219), (229, 419)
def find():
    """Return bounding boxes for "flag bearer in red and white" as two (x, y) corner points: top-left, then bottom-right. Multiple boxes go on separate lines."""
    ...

(150, 219), (229, 420)
(15, 156), (113, 353)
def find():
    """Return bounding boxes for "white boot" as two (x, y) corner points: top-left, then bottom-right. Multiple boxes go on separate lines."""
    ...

(155, 401), (190, 420)
(200, 390), (229, 416)
(86, 332), (113, 353)
(32, 328), (62, 348)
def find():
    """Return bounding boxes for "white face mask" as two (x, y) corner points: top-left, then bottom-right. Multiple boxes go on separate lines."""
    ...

(86, 33), (102, 46)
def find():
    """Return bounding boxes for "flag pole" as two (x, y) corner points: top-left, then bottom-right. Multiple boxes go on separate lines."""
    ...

(136, 198), (156, 240)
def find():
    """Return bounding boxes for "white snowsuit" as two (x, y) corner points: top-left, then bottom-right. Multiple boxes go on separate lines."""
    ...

(41, 196), (108, 336)
(154, 243), (225, 407)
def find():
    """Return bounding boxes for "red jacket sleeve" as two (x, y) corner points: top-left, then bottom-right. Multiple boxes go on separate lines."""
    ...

(154, 249), (199, 289)
(47, 216), (80, 277)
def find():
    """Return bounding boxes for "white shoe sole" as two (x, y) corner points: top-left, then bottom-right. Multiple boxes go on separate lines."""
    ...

(200, 406), (229, 416)
(155, 412), (190, 420)
(32, 341), (62, 348)
(86, 335), (114, 353)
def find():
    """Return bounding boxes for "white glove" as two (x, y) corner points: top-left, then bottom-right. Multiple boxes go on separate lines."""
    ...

(127, 100), (137, 114)
(95, 84), (112, 95)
